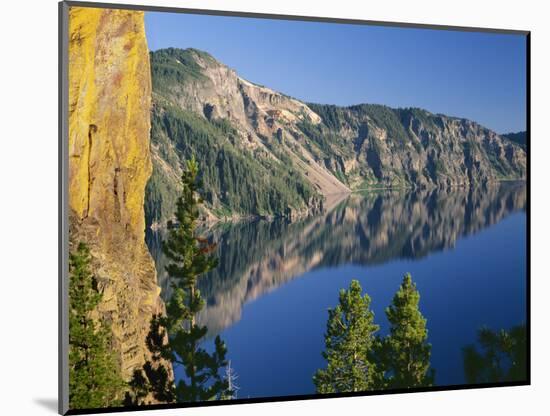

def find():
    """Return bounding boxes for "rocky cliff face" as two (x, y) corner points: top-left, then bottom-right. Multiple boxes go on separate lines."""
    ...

(146, 48), (526, 226)
(307, 104), (527, 189)
(146, 48), (348, 227)
(68, 7), (167, 381)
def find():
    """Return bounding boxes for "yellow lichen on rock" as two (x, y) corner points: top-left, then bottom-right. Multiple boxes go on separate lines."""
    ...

(68, 7), (152, 236)
(68, 6), (169, 384)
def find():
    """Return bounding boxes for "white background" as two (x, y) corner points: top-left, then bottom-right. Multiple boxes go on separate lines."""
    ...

(0, 0), (547, 414)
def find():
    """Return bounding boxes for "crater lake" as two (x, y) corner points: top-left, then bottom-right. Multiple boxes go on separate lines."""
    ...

(146, 181), (527, 399)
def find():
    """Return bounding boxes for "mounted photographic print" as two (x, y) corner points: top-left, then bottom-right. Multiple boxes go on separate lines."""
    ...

(59, 1), (530, 414)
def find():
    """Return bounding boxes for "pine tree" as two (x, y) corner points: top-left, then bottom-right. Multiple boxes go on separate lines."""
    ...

(124, 315), (176, 406)
(69, 242), (125, 409)
(462, 324), (526, 383)
(161, 157), (231, 402)
(314, 280), (381, 393)
(379, 273), (433, 389)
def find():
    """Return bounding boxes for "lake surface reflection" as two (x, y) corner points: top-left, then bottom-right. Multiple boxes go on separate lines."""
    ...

(146, 182), (527, 398)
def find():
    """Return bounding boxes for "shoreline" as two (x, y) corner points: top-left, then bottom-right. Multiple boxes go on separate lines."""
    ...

(148, 178), (527, 232)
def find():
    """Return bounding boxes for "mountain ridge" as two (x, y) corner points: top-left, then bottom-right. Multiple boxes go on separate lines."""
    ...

(145, 47), (526, 227)
(502, 131), (527, 148)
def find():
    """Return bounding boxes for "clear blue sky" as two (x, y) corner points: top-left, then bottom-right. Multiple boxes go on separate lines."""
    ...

(145, 12), (526, 134)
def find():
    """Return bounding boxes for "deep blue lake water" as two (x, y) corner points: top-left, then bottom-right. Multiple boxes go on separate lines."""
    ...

(147, 182), (527, 399)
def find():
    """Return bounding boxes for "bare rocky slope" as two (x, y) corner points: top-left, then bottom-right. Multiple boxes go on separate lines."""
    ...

(68, 8), (170, 385)
(145, 47), (526, 227)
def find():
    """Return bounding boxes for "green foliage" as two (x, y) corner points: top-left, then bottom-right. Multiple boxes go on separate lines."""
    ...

(147, 49), (320, 224)
(398, 107), (439, 132)
(136, 158), (232, 403)
(314, 274), (433, 394)
(69, 243), (125, 409)
(162, 158), (231, 401)
(356, 105), (410, 145)
(310, 103), (412, 146)
(296, 117), (334, 156)
(313, 280), (382, 393)
(146, 101), (318, 225)
(306, 104), (347, 131)
(462, 324), (526, 383)
(123, 316), (176, 405)
(150, 48), (210, 95)
(163, 157), (219, 292)
(378, 273), (434, 389)
(145, 161), (180, 228)
(501, 131), (526, 148)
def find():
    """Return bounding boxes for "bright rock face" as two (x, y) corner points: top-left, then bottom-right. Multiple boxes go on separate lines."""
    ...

(68, 7), (167, 381)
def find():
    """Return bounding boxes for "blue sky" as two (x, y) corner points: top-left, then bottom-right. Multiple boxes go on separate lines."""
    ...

(145, 12), (526, 134)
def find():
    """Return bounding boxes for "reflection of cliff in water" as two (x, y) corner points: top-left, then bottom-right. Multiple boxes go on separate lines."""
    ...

(146, 182), (526, 335)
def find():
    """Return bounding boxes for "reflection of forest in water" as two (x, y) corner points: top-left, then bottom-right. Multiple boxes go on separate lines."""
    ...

(146, 182), (526, 336)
